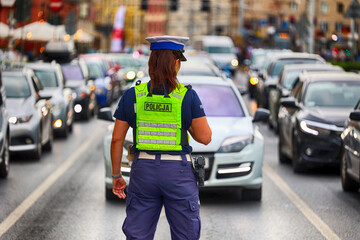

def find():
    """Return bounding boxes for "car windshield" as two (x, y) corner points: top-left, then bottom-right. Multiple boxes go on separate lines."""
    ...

(304, 81), (360, 107)
(282, 70), (302, 89)
(192, 85), (244, 117)
(86, 63), (103, 79)
(206, 46), (232, 54)
(3, 76), (31, 98)
(269, 59), (322, 77)
(61, 65), (84, 81)
(34, 70), (58, 88)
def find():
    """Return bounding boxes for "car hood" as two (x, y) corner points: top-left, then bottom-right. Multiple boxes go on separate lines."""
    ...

(303, 107), (354, 127)
(39, 88), (61, 98)
(189, 117), (253, 152)
(209, 54), (237, 67)
(6, 98), (34, 117)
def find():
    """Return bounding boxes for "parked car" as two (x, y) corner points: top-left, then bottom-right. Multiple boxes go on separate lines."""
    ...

(98, 75), (269, 201)
(25, 62), (75, 137)
(278, 72), (360, 172)
(340, 99), (360, 192)
(255, 52), (326, 109)
(61, 60), (97, 120)
(2, 69), (53, 159)
(0, 68), (10, 178)
(268, 64), (344, 132)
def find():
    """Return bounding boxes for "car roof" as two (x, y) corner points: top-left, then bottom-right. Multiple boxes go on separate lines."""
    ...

(283, 63), (343, 71)
(270, 52), (325, 62)
(299, 71), (360, 83)
(2, 70), (25, 76)
(25, 62), (58, 71)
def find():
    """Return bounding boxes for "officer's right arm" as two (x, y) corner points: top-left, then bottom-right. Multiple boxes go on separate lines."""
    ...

(111, 119), (130, 199)
(189, 116), (211, 145)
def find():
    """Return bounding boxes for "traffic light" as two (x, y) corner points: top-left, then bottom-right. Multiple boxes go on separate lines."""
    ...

(141, 0), (147, 11)
(170, 0), (178, 11)
(201, 0), (210, 12)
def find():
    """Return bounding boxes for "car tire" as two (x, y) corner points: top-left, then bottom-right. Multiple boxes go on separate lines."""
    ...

(292, 135), (306, 173)
(0, 135), (10, 178)
(340, 151), (359, 192)
(33, 129), (42, 160)
(278, 132), (289, 163)
(242, 187), (262, 201)
(43, 124), (53, 151)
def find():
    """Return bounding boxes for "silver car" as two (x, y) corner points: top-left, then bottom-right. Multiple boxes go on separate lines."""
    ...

(2, 69), (53, 159)
(99, 76), (269, 201)
(26, 62), (75, 137)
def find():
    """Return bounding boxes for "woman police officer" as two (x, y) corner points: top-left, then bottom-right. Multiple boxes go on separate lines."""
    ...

(111, 35), (212, 240)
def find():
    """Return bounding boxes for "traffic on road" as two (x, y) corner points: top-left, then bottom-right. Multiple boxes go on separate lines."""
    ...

(0, 40), (359, 239)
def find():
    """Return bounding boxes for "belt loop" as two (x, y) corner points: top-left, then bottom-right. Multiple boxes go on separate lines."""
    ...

(155, 154), (161, 166)
(180, 154), (188, 166)
(133, 152), (140, 164)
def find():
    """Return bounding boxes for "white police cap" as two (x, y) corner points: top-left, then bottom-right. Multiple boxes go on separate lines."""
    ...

(146, 35), (189, 61)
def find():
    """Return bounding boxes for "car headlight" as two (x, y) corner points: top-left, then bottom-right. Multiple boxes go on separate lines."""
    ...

(8, 115), (33, 124)
(250, 77), (259, 85)
(126, 71), (136, 80)
(137, 71), (144, 79)
(299, 120), (343, 136)
(231, 59), (239, 67)
(218, 135), (254, 153)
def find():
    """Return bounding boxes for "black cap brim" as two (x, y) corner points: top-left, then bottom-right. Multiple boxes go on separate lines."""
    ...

(179, 51), (187, 61)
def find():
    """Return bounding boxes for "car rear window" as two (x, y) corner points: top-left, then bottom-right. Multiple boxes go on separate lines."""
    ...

(34, 70), (59, 88)
(3, 76), (31, 98)
(270, 59), (323, 77)
(61, 65), (84, 81)
(304, 81), (360, 108)
(192, 85), (244, 117)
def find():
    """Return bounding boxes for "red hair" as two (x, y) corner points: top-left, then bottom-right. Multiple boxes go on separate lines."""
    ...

(148, 49), (181, 93)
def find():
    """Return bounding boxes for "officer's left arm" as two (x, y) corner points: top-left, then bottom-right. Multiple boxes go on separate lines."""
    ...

(111, 119), (130, 199)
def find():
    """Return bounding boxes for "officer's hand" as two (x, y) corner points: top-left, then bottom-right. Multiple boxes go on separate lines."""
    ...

(112, 177), (127, 199)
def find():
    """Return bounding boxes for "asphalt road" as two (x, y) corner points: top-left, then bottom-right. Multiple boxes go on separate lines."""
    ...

(0, 72), (359, 240)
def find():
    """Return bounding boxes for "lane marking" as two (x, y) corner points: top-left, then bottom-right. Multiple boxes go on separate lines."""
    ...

(0, 129), (104, 237)
(263, 163), (341, 240)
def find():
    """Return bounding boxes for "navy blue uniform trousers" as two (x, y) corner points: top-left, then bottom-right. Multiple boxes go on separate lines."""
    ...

(122, 154), (201, 240)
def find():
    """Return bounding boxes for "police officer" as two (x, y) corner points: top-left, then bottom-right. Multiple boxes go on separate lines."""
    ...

(111, 35), (212, 240)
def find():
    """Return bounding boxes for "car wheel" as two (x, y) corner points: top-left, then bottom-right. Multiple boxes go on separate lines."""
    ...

(242, 187), (262, 201)
(278, 132), (289, 163)
(0, 135), (10, 178)
(43, 125), (53, 151)
(33, 129), (42, 160)
(59, 124), (69, 138)
(340, 151), (359, 192)
(292, 135), (306, 173)
(69, 121), (73, 132)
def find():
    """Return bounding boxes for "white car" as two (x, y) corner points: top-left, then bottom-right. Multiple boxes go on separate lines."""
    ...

(99, 76), (269, 201)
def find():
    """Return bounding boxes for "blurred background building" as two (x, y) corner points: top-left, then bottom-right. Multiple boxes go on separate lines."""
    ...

(0, 0), (359, 58)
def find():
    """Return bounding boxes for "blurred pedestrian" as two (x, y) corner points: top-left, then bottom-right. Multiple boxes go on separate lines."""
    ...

(111, 35), (212, 240)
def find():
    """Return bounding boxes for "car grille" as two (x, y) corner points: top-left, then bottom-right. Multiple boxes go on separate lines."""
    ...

(191, 152), (214, 181)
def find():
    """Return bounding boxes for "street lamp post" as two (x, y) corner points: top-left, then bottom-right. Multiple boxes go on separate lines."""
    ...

(344, 0), (360, 61)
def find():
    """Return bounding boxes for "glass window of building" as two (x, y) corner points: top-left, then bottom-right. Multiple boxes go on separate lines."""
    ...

(290, 2), (298, 11)
(335, 22), (343, 32)
(337, 3), (344, 13)
(320, 22), (328, 32)
(321, 1), (329, 13)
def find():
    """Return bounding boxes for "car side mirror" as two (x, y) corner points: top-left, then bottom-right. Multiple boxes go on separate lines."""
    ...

(280, 97), (299, 109)
(252, 108), (270, 122)
(349, 110), (360, 121)
(97, 107), (114, 122)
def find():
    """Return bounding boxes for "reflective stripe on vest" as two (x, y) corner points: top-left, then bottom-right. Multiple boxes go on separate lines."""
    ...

(135, 82), (188, 151)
